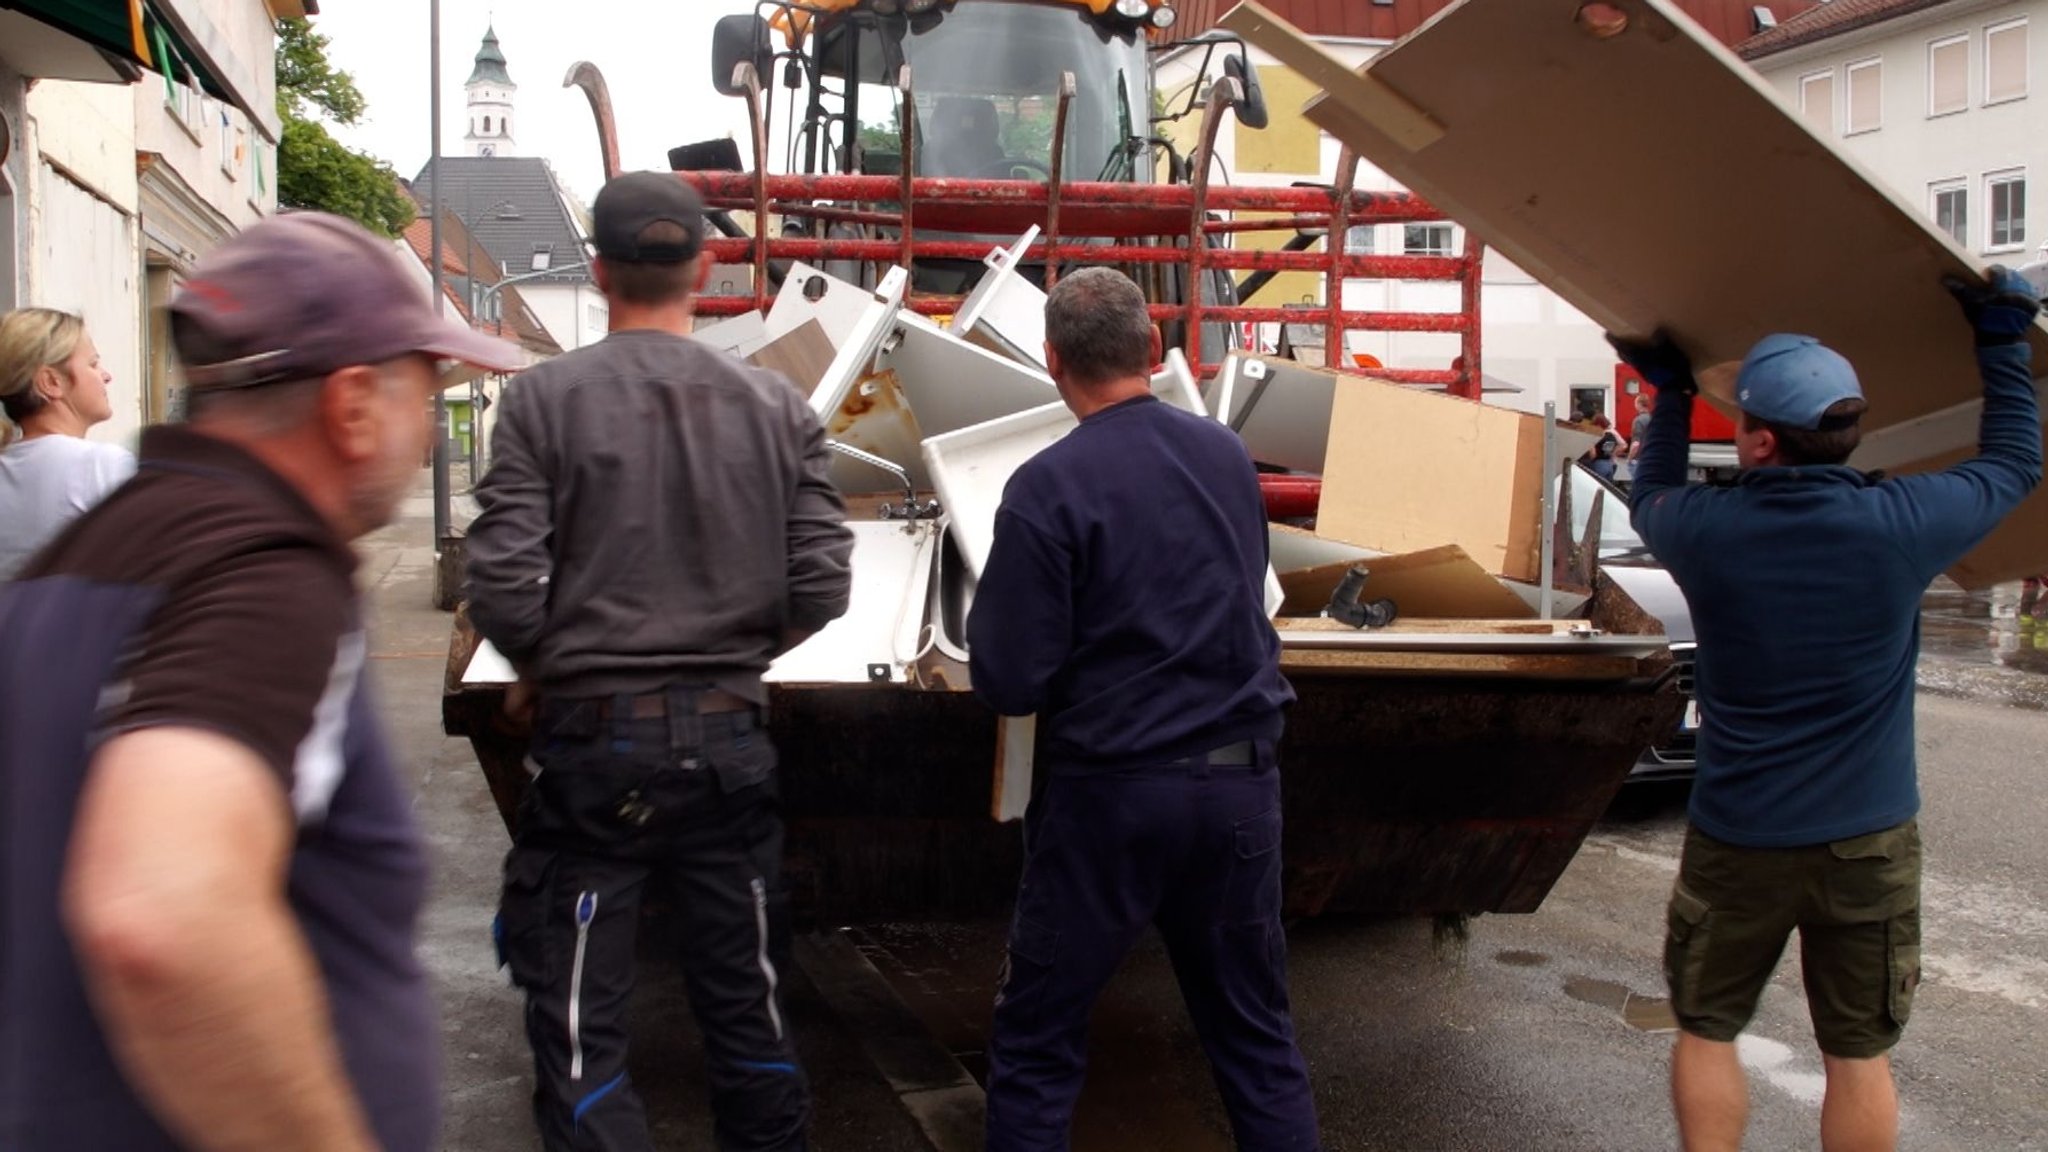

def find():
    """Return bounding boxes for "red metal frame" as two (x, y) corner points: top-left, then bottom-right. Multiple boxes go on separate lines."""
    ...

(675, 50), (1486, 394)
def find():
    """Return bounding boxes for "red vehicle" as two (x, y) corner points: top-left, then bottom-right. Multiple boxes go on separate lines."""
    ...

(1615, 363), (1736, 443)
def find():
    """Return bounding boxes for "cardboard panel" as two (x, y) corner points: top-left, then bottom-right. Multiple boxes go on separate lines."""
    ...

(1221, 0), (2048, 588)
(1314, 371), (1593, 582)
(1277, 544), (1535, 620)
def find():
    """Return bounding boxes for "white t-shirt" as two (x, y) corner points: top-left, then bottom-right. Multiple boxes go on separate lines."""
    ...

(0, 435), (138, 579)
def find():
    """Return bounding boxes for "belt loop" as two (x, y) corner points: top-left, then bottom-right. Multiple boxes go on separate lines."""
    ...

(674, 686), (705, 763)
(610, 693), (634, 753)
(665, 684), (686, 758)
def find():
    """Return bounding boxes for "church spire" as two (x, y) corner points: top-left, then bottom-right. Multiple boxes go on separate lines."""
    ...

(466, 25), (513, 88)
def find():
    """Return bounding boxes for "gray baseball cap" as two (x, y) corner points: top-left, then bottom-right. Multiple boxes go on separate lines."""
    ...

(170, 211), (525, 392)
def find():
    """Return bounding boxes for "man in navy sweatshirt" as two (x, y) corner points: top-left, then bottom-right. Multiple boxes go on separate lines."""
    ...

(969, 268), (1317, 1152)
(1615, 265), (2042, 1152)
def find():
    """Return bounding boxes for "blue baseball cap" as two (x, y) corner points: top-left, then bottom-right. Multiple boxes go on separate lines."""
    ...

(1735, 334), (1863, 430)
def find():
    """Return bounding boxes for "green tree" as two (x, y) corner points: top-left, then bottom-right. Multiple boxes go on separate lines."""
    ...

(275, 18), (413, 236)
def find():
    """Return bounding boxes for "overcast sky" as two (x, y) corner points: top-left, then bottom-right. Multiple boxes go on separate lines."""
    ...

(312, 1), (762, 203)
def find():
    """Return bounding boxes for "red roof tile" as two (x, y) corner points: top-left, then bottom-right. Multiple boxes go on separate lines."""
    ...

(1738, 0), (1955, 58)
(399, 204), (562, 357)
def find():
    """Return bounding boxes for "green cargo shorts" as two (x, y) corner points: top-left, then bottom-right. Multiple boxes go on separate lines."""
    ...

(1663, 821), (1921, 1059)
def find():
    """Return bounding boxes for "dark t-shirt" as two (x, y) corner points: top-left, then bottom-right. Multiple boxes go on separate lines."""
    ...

(0, 427), (437, 1151)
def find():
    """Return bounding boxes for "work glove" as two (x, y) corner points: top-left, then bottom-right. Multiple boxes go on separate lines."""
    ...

(1605, 330), (1697, 396)
(1945, 264), (2042, 346)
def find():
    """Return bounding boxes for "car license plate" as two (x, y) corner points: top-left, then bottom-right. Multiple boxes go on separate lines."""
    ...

(1682, 700), (1701, 730)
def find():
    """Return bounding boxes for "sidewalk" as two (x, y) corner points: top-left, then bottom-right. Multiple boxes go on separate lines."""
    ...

(357, 469), (929, 1151)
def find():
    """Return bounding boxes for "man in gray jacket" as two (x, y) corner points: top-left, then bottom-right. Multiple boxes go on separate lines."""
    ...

(467, 172), (853, 1152)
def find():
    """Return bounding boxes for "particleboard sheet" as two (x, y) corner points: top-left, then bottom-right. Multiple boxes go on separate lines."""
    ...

(1277, 544), (1536, 619)
(1220, 0), (2048, 589)
(748, 318), (837, 399)
(1314, 373), (1592, 583)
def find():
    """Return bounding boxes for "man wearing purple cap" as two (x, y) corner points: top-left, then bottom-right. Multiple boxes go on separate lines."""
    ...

(0, 212), (524, 1152)
(1611, 266), (2043, 1152)
(467, 172), (850, 1151)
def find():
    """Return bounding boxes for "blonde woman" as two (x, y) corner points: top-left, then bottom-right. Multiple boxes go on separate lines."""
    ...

(0, 309), (136, 578)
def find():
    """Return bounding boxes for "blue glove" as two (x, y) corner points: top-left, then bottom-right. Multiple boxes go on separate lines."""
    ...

(1605, 330), (1697, 396)
(1945, 265), (2042, 346)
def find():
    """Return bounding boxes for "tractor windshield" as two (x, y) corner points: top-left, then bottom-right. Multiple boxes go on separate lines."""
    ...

(814, 2), (1149, 182)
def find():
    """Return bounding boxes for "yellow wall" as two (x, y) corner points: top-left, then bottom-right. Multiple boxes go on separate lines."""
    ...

(1232, 66), (1325, 307)
(1234, 66), (1320, 175)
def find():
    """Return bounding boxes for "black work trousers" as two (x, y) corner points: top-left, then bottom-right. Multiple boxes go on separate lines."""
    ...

(497, 688), (809, 1152)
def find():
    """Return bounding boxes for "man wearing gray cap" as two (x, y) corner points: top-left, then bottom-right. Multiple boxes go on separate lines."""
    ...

(0, 211), (523, 1152)
(467, 172), (851, 1151)
(1611, 266), (2043, 1152)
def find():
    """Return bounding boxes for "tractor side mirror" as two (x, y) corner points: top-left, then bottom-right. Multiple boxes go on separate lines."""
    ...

(1224, 53), (1269, 130)
(712, 14), (774, 97)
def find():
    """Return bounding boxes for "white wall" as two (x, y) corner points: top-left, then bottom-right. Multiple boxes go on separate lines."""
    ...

(522, 282), (607, 350)
(24, 81), (143, 446)
(1, 62), (28, 312)
(135, 80), (274, 231)
(27, 81), (140, 212)
(1754, 0), (2048, 263)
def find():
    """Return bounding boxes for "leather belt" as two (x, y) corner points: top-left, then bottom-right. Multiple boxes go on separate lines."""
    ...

(593, 689), (756, 721)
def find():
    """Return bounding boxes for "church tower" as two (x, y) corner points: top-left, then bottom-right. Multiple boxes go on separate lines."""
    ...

(463, 26), (516, 158)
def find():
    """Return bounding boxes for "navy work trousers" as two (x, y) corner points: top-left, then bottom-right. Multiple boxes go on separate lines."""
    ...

(984, 748), (1319, 1151)
(498, 688), (808, 1152)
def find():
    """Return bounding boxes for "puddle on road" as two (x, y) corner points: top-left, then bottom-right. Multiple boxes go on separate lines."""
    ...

(1494, 949), (1550, 968)
(1563, 975), (1678, 1033)
(1920, 578), (2048, 672)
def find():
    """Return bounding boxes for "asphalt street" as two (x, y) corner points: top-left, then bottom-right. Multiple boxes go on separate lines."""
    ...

(366, 480), (2048, 1151)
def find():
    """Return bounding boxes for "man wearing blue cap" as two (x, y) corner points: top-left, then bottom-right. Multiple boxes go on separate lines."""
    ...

(1611, 266), (2043, 1152)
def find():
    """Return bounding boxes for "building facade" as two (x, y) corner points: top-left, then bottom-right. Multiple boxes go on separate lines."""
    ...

(416, 28), (606, 352)
(1746, 0), (2043, 270)
(1, 0), (285, 445)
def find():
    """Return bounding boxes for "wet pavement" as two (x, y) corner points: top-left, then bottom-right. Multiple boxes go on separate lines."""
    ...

(1920, 576), (2048, 676)
(365, 474), (2048, 1151)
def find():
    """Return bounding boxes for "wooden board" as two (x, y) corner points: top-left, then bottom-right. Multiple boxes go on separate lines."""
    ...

(1315, 371), (1592, 582)
(1277, 543), (1538, 619)
(1279, 649), (1641, 680)
(1221, 0), (2048, 589)
(749, 317), (837, 399)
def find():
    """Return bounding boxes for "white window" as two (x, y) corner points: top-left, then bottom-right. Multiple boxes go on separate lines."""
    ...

(1799, 70), (1834, 133)
(530, 245), (552, 272)
(1928, 35), (1969, 116)
(1343, 224), (1375, 254)
(1931, 180), (1968, 246)
(1403, 222), (1454, 257)
(1987, 19), (2028, 104)
(1846, 58), (1883, 134)
(1988, 170), (2026, 249)
(164, 75), (190, 120)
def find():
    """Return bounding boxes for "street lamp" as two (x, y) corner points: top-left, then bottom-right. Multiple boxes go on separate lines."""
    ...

(463, 262), (587, 475)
